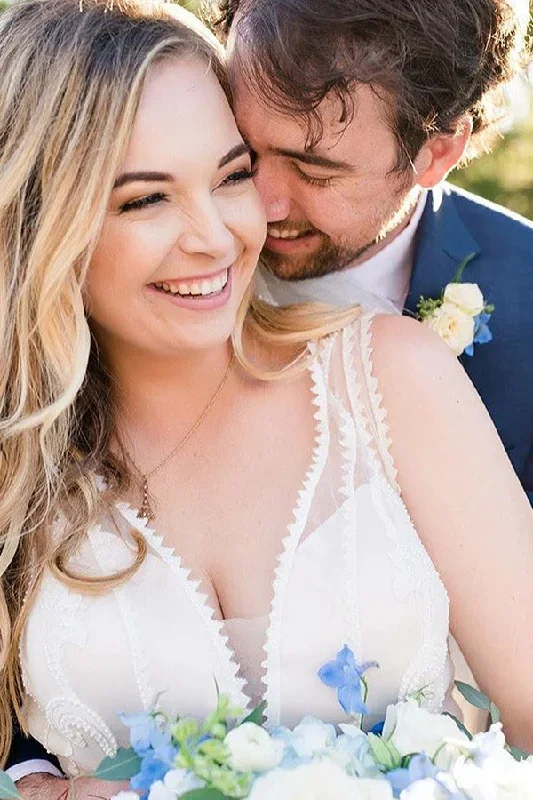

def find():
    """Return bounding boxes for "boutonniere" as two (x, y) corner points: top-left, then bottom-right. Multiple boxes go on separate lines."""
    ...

(417, 254), (494, 357)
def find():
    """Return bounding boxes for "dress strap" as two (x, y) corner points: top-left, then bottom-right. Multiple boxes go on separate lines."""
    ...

(348, 312), (401, 492)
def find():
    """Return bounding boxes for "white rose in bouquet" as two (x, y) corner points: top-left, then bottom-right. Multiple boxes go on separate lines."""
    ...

(225, 721), (284, 772)
(248, 760), (393, 800)
(424, 302), (475, 356)
(443, 283), (485, 317)
(453, 751), (533, 799)
(383, 699), (468, 760)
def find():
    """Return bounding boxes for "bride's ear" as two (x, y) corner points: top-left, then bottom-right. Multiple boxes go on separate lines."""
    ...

(413, 117), (473, 188)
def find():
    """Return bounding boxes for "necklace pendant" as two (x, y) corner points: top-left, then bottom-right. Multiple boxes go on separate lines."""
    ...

(137, 476), (155, 522)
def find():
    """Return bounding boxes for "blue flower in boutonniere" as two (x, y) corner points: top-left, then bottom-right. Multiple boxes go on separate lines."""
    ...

(318, 645), (378, 716)
(416, 254), (494, 358)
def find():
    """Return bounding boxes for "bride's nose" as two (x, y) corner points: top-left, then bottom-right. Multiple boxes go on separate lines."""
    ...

(177, 199), (236, 261)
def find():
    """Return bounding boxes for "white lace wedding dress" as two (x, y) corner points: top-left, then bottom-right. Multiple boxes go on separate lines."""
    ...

(20, 314), (454, 778)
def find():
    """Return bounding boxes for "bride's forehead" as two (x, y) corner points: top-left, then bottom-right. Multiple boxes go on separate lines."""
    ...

(123, 60), (239, 170)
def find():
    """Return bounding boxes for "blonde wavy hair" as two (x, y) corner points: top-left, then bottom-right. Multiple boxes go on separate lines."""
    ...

(0, 0), (359, 766)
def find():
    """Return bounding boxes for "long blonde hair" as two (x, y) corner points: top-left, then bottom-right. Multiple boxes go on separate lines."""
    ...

(0, 0), (359, 765)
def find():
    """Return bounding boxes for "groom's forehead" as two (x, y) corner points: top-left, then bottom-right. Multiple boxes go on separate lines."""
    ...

(232, 72), (395, 159)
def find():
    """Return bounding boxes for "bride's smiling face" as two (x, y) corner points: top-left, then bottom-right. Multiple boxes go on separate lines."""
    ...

(86, 58), (266, 357)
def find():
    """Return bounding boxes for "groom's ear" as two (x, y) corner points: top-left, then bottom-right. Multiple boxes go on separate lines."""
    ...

(413, 117), (473, 188)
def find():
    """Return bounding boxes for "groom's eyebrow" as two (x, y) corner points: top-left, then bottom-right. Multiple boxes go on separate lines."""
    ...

(270, 147), (354, 172)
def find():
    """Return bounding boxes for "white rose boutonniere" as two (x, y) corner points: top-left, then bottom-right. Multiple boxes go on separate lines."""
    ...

(417, 254), (494, 358)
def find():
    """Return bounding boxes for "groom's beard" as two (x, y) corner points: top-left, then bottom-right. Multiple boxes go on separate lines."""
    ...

(261, 234), (377, 282)
(261, 188), (419, 282)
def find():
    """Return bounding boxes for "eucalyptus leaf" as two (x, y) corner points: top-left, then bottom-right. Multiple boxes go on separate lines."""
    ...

(93, 747), (141, 780)
(0, 773), (19, 799)
(442, 712), (473, 741)
(489, 702), (501, 724)
(508, 745), (531, 762)
(242, 701), (266, 726)
(180, 790), (230, 800)
(454, 681), (491, 711)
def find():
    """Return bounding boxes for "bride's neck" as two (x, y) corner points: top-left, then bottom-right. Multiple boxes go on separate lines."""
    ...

(103, 339), (234, 435)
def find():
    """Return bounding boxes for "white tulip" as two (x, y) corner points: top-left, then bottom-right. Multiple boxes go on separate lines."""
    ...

(248, 760), (393, 800)
(443, 283), (485, 317)
(383, 699), (468, 760)
(225, 722), (284, 772)
(424, 303), (475, 356)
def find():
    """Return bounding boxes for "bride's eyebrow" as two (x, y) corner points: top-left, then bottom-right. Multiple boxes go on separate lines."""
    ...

(113, 171), (173, 190)
(112, 144), (252, 190)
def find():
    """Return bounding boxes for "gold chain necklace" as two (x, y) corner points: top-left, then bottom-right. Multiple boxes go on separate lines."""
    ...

(131, 350), (235, 522)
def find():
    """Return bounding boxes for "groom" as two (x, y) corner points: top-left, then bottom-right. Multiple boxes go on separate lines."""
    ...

(218, 0), (533, 505)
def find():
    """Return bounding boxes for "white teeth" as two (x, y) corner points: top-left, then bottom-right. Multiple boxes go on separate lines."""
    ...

(155, 269), (229, 297)
(268, 227), (307, 240)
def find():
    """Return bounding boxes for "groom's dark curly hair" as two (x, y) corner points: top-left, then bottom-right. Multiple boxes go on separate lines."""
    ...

(212, 0), (529, 171)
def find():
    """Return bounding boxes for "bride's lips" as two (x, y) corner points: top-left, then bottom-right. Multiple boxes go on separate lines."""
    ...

(265, 231), (322, 255)
(147, 265), (233, 311)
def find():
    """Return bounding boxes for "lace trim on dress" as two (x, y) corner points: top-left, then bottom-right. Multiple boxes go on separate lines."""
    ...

(262, 336), (333, 726)
(113, 502), (250, 711)
(342, 323), (381, 482)
(345, 314), (449, 710)
(359, 312), (400, 491)
(87, 524), (156, 711)
(27, 564), (117, 773)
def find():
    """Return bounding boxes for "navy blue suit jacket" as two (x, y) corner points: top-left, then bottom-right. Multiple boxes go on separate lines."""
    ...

(404, 183), (533, 505)
(6, 183), (533, 772)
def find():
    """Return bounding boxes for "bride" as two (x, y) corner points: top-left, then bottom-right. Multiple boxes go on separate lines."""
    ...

(1, 1), (532, 798)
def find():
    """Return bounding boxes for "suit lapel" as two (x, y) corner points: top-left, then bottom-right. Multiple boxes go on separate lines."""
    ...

(404, 184), (481, 316)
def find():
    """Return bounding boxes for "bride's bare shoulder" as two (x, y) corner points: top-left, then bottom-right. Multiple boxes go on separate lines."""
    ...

(366, 312), (466, 392)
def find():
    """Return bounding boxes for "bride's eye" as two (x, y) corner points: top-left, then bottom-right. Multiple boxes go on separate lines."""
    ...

(219, 167), (258, 187)
(120, 192), (169, 213)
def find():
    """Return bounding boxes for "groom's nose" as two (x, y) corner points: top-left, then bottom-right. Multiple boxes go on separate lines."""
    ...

(253, 162), (291, 222)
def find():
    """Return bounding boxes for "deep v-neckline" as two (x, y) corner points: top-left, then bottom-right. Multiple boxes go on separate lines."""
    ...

(112, 337), (333, 724)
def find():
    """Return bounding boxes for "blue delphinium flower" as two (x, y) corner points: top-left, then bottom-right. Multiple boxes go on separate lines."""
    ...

(386, 753), (439, 797)
(120, 711), (178, 798)
(130, 743), (178, 796)
(120, 711), (154, 756)
(464, 312), (492, 357)
(318, 645), (378, 715)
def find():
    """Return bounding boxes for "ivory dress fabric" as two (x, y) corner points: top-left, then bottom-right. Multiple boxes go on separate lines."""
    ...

(20, 314), (454, 777)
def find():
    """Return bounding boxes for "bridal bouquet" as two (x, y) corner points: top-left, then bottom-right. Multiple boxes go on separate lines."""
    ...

(85, 646), (533, 800)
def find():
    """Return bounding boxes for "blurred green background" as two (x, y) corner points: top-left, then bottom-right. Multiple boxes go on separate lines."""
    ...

(1, 0), (531, 219)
